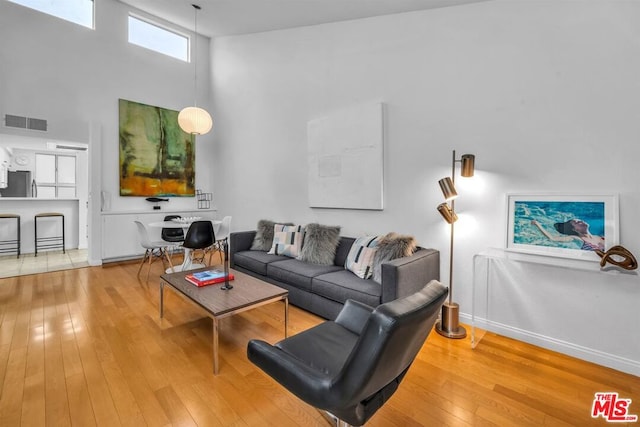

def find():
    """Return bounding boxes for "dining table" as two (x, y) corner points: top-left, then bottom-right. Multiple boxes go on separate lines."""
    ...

(148, 218), (221, 273)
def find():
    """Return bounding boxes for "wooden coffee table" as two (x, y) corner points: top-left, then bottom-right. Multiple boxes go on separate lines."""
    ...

(159, 268), (288, 374)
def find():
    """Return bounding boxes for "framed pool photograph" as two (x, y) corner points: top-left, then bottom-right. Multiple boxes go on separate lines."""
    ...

(506, 193), (619, 260)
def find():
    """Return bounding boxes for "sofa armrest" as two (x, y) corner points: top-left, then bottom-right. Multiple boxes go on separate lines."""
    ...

(230, 231), (256, 268)
(380, 248), (440, 303)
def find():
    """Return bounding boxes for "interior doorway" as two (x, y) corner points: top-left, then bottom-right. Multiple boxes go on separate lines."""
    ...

(0, 133), (89, 277)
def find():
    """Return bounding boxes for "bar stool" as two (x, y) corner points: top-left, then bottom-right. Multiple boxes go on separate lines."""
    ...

(34, 212), (65, 256)
(0, 214), (20, 258)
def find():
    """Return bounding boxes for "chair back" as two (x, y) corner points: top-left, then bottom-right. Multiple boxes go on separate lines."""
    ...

(161, 215), (184, 242)
(183, 221), (215, 250)
(336, 281), (448, 413)
(216, 216), (232, 241)
(134, 221), (153, 249)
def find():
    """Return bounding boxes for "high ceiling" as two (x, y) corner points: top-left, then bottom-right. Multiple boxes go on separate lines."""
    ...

(119, 0), (487, 38)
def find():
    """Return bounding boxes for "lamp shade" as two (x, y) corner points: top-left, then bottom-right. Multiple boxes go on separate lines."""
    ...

(178, 106), (213, 135)
(438, 177), (458, 201)
(437, 203), (458, 224)
(461, 154), (475, 177)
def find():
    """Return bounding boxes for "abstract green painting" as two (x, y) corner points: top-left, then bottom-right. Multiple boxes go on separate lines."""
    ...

(119, 98), (195, 196)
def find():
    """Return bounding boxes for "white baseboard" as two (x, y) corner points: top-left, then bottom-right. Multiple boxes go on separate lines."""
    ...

(461, 313), (640, 377)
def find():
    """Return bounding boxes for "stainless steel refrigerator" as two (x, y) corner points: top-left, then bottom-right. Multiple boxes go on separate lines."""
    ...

(0, 170), (32, 197)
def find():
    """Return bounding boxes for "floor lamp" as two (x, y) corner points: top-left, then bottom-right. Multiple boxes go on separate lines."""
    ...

(436, 150), (475, 339)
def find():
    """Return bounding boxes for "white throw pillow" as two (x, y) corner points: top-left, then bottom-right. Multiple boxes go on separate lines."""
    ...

(268, 224), (305, 258)
(345, 235), (382, 279)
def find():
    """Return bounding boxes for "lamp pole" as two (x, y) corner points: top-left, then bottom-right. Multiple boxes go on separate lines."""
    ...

(449, 150), (456, 305)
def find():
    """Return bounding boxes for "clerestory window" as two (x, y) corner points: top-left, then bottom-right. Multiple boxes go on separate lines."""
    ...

(8, 0), (94, 29)
(128, 15), (189, 62)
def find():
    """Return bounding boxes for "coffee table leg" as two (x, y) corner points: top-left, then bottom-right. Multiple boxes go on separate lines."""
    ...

(159, 281), (164, 318)
(213, 317), (219, 375)
(284, 297), (289, 338)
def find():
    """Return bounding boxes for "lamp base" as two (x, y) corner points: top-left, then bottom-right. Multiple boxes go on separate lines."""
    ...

(435, 301), (467, 339)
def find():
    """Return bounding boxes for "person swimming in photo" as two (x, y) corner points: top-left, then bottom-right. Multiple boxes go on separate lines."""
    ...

(531, 219), (605, 251)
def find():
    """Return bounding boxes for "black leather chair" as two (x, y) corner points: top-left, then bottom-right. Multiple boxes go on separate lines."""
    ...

(247, 280), (448, 426)
(161, 215), (184, 243)
(182, 220), (215, 266)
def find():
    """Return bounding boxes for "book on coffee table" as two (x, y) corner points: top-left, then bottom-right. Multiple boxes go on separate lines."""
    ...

(185, 269), (235, 287)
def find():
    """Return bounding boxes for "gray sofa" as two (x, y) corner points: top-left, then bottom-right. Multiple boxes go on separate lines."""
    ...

(230, 230), (440, 320)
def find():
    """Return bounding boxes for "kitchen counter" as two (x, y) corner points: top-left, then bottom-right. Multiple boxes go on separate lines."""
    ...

(0, 197), (79, 201)
(0, 198), (79, 254)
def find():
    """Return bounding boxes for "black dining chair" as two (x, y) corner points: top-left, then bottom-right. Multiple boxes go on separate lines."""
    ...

(247, 280), (448, 427)
(182, 220), (215, 268)
(161, 215), (185, 243)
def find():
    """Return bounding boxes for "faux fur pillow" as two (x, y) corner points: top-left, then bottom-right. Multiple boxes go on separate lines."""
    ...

(298, 223), (341, 265)
(372, 232), (417, 283)
(250, 220), (293, 251)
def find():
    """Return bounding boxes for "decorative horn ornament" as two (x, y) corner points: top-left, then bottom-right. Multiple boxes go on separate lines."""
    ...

(595, 245), (638, 271)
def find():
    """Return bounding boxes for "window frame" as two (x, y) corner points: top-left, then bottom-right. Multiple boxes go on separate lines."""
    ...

(127, 14), (190, 62)
(7, 0), (95, 29)
(35, 153), (77, 199)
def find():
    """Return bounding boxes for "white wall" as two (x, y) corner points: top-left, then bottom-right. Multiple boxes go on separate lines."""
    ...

(0, 0), (215, 264)
(2, 0), (639, 371)
(211, 1), (640, 371)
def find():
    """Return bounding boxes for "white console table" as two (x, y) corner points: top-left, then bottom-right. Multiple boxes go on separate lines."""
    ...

(101, 208), (216, 262)
(472, 248), (640, 376)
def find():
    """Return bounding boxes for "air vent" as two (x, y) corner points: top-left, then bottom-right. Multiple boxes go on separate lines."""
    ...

(5, 114), (27, 128)
(27, 118), (47, 131)
(46, 142), (88, 151)
(4, 114), (47, 131)
(55, 144), (87, 151)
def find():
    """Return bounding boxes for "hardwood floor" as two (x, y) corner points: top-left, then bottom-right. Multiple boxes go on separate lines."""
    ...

(0, 259), (638, 426)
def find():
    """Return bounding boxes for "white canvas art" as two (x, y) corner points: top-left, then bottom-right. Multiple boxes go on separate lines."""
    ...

(307, 102), (384, 210)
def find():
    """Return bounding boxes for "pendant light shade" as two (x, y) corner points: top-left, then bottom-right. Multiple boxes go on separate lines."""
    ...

(178, 106), (212, 135)
(179, 4), (212, 136)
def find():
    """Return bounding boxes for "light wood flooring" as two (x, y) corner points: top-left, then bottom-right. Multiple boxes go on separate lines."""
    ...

(0, 249), (89, 279)
(0, 258), (638, 426)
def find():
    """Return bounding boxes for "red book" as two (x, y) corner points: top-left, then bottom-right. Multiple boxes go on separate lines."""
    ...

(185, 270), (235, 287)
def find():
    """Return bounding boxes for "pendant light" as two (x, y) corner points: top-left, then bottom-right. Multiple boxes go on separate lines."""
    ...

(178, 4), (213, 135)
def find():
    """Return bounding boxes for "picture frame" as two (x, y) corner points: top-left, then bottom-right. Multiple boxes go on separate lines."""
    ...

(118, 99), (195, 197)
(506, 193), (619, 261)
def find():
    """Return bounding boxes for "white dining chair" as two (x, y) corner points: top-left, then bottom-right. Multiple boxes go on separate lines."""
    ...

(134, 221), (174, 280)
(213, 216), (232, 264)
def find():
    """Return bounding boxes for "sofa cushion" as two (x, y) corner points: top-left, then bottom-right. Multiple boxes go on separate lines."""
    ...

(334, 237), (356, 267)
(268, 224), (305, 258)
(372, 232), (417, 283)
(312, 270), (381, 307)
(268, 259), (342, 291)
(233, 250), (289, 276)
(298, 223), (341, 265)
(344, 235), (382, 279)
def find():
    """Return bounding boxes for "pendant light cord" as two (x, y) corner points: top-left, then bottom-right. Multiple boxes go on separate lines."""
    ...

(192, 4), (200, 108)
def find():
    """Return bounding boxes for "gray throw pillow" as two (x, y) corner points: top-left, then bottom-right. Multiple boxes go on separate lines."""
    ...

(372, 232), (417, 283)
(298, 223), (341, 265)
(250, 220), (293, 251)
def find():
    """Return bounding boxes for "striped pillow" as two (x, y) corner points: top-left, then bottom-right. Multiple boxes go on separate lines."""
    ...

(345, 235), (382, 279)
(268, 224), (305, 258)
